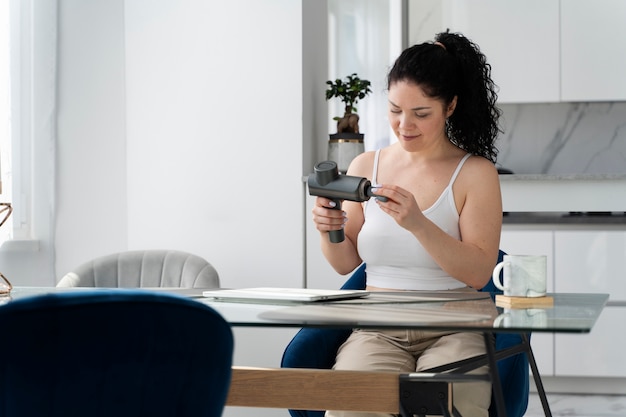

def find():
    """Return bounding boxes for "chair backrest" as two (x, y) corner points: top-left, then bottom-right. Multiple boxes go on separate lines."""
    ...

(57, 250), (219, 288)
(0, 290), (233, 417)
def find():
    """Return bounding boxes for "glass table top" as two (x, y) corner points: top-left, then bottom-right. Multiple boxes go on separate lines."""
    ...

(3, 287), (609, 334)
(201, 291), (609, 333)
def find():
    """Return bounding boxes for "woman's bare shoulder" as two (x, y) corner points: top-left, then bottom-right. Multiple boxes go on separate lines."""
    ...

(461, 154), (499, 177)
(455, 154), (500, 193)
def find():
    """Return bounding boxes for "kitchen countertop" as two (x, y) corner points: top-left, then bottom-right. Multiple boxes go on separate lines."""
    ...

(499, 173), (626, 181)
(503, 212), (626, 225)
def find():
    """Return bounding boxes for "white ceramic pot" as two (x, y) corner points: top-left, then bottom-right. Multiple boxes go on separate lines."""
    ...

(327, 133), (364, 174)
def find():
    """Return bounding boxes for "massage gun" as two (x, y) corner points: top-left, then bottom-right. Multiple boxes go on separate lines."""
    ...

(307, 161), (386, 243)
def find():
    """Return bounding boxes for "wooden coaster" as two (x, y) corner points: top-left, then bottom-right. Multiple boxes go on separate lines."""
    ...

(495, 294), (554, 309)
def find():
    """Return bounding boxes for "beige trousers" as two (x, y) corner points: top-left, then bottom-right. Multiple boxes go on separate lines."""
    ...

(325, 328), (492, 417)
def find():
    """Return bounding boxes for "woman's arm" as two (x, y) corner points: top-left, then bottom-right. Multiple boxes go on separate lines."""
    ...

(311, 152), (374, 275)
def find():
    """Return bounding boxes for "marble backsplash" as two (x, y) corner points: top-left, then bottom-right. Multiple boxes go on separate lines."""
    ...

(495, 102), (626, 175)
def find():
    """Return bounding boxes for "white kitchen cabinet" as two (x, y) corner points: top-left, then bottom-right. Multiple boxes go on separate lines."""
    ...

(409, 0), (626, 103)
(554, 231), (626, 300)
(553, 230), (626, 377)
(499, 230), (555, 375)
(499, 227), (626, 382)
(408, 0), (560, 103)
(561, 0), (626, 102)
(441, 0), (560, 103)
(554, 307), (626, 377)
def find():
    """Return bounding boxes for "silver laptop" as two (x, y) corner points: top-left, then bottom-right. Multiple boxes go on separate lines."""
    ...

(202, 287), (369, 303)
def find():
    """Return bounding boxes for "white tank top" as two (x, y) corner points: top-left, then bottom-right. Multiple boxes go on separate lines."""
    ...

(358, 150), (471, 290)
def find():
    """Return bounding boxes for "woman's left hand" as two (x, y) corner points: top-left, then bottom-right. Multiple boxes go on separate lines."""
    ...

(371, 184), (425, 232)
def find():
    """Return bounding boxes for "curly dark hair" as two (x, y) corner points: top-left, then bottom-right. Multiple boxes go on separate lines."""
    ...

(387, 30), (501, 162)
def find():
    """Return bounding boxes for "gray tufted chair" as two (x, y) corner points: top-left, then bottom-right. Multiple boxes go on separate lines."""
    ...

(57, 250), (220, 289)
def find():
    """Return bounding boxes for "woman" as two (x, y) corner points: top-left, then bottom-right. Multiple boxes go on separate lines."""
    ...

(312, 31), (502, 417)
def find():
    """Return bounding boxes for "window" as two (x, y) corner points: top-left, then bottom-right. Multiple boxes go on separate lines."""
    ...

(0, 0), (45, 247)
(327, 0), (404, 151)
(0, 0), (12, 244)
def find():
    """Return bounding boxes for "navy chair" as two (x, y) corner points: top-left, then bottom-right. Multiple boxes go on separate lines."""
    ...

(281, 250), (530, 417)
(0, 290), (234, 417)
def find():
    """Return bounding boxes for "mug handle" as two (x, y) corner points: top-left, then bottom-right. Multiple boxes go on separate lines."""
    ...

(492, 312), (509, 327)
(492, 261), (508, 291)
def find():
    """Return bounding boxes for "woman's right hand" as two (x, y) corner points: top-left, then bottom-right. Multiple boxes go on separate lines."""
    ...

(311, 197), (346, 234)
(312, 196), (364, 275)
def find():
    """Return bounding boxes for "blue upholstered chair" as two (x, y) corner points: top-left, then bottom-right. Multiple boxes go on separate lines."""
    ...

(281, 250), (530, 417)
(0, 290), (234, 417)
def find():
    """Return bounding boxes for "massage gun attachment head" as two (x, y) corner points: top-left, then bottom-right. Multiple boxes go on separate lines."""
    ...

(312, 161), (340, 186)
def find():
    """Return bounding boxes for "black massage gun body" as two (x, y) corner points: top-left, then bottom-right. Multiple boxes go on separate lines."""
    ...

(307, 161), (385, 243)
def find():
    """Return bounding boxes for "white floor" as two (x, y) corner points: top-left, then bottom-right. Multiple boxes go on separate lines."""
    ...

(524, 393), (626, 417)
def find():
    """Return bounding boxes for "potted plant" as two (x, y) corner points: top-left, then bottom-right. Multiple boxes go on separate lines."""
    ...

(325, 73), (372, 173)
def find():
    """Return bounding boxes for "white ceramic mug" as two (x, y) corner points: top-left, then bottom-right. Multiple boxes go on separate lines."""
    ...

(492, 255), (547, 297)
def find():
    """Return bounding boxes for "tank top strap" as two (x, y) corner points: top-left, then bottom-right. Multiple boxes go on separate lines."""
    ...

(372, 149), (382, 184)
(447, 153), (472, 187)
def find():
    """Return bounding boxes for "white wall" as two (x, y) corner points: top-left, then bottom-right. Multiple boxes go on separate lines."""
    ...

(123, 0), (304, 289)
(53, 0), (305, 291)
(54, 2), (306, 416)
(55, 0), (128, 280)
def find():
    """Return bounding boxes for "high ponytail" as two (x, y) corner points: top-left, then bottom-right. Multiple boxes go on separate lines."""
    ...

(387, 30), (501, 162)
